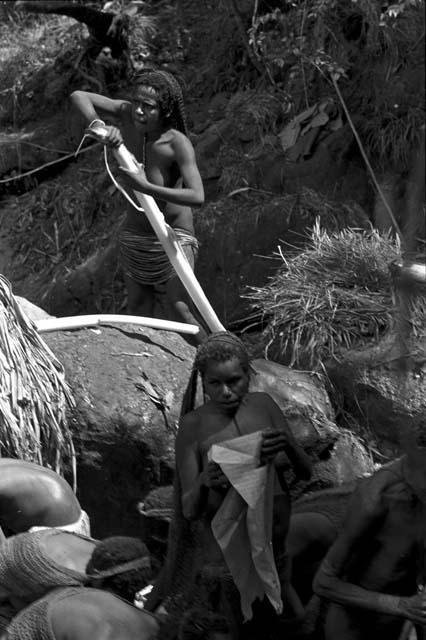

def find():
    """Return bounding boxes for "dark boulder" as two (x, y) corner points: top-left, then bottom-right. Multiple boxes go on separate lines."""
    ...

(44, 325), (196, 538)
(326, 332), (426, 458)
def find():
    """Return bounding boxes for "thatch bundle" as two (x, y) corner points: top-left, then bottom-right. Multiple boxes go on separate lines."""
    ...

(0, 276), (76, 485)
(246, 222), (426, 369)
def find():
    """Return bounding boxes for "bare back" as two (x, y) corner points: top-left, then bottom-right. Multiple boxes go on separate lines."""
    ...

(51, 588), (159, 639)
(5, 587), (158, 640)
(0, 459), (81, 533)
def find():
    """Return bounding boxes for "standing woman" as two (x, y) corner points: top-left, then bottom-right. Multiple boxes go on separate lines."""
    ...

(70, 69), (206, 341)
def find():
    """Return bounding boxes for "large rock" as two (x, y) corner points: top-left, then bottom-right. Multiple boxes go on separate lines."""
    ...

(250, 359), (374, 497)
(44, 325), (196, 538)
(326, 332), (426, 457)
(250, 358), (335, 453)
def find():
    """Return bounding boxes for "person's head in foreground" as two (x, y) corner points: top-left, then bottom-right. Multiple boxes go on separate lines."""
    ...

(129, 68), (188, 136)
(194, 332), (251, 413)
(86, 536), (152, 603)
(178, 608), (232, 640)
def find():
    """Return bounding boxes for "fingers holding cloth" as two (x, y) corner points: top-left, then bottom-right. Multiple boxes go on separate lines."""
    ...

(207, 430), (284, 620)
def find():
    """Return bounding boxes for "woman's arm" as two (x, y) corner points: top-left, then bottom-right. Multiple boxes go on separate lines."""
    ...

(175, 415), (208, 521)
(70, 90), (127, 126)
(263, 395), (312, 481)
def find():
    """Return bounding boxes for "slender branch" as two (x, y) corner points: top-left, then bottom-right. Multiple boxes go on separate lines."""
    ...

(229, 0), (264, 75)
(331, 74), (403, 242)
(0, 138), (70, 154)
(300, 0), (310, 109)
(0, 143), (100, 185)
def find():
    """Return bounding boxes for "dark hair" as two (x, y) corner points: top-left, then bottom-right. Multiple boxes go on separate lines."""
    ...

(180, 332), (251, 417)
(178, 608), (230, 640)
(194, 332), (251, 376)
(132, 68), (188, 134)
(86, 536), (152, 603)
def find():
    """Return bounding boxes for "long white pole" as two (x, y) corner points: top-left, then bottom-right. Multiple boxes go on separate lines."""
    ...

(35, 314), (200, 335)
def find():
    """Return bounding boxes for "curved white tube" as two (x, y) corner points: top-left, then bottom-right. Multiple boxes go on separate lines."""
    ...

(35, 314), (200, 335)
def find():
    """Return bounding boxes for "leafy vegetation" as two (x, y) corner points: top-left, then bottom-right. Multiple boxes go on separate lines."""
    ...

(0, 275), (75, 482)
(248, 0), (424, 168)
(186, 0), (424, 171)
(247, 221), (426, 369)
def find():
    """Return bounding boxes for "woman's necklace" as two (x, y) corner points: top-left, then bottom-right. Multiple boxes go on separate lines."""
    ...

(141, 134), (147, 169)
(233, 415), (242, 437)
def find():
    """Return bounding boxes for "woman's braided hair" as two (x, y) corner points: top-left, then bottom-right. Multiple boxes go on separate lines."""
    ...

(194, 332), (251, 376)
(180, 332), (252, 417)
(133, 68), (188, 135)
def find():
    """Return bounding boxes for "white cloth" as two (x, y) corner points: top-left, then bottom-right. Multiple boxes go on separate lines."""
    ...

(29, 510), (91, 537)
(209, 431), (283, 621)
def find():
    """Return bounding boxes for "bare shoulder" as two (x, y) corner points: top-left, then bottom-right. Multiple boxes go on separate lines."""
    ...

(0, 458), (51, 480)
(52, 589), (156, 638)
(362, 460), (402, 495)
(347, 469), (393, 520)
(248, 391), (279, 410)
(177, 403), (217, 446)
(178, 409), (198, 435)
(177, 407), (204, 442)
(0, 458), (60, 475)
(168, 128), (194, 151)
(168, 128), (189, 142)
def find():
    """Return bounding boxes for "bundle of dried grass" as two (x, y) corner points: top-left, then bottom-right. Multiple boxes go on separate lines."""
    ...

(246, 221), (426, 370)
(0, 276), (76, 486)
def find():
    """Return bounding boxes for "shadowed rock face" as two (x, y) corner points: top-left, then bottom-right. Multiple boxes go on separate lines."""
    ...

(44, 325), (196, 538)
(326, 336), (426, 458)
(250, 358), (335, 449)
(234, 359), (370, 493)
(249, 359), (375, 497)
